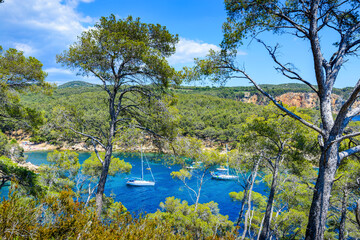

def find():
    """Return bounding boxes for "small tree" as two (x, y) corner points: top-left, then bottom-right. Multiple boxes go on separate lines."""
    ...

(56, 15), (179, 215)
(148, 196), (234, 239)
(0, 46), (50, 130)
(170, 137), (222, 211)
(327, 157), (360, 239)
(39, 150), (80, 194)
(231, 104), (316, 238)
(244, 105), (316, 238)
(80, 152), (131, 208)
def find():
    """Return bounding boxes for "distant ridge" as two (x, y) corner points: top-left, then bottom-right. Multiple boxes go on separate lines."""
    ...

(58, 81), (98, 89)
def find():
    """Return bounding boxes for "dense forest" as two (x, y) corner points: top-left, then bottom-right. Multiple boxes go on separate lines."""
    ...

(2, 0), (360, 239)
(175, 83), (354, 102)
(20, 82), (320, 146)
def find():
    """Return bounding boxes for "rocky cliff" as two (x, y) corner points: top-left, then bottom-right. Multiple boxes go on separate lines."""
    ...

(241, 92), (348, 111)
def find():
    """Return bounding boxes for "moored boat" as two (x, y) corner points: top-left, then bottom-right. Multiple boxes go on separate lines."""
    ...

(211, 170), (238, 180)
(126, 178), (155, 186)
(211, 145), (238, 180)
(126, 146), (155, 186)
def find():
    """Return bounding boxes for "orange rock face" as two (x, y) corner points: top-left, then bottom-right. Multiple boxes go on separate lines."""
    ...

(240, 92), (346, 110)
(276, 93), (319, 108)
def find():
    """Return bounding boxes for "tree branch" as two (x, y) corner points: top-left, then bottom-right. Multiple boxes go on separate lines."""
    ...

(115, 86), (152, 117)
(339, 145), (360, 161)
(67, 126), (105, 149)
(257, 39), (318, 94)
(273, 7), (310, 38)
(330, 131), (360, 145)
(227, 66), (324, 135)
(91, 139), (104, 165)
(130, 124), (167, 140)
(332, 79), (360, 132)
(89, 69), (112, 96)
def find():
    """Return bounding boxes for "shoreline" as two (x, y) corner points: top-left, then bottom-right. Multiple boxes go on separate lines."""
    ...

(20, 141), (89, 152)
(19, 141), (167, 154)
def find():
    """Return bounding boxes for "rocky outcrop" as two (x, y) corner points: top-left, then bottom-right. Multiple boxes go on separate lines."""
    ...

(240, 92), (348, 110)
(18, 161), (39, 171)
(275, 92), (319, 108)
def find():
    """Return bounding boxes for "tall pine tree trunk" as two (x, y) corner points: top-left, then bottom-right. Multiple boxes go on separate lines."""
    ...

(259, 157), (280, 240)
(339, 190), (348, 240)
(241, 158), (260, 240)
(95, 144), (113, 216)
(237, 158), (261, 226)
(95, 106), (116, 217)
(356, 199), (360, 228)
(236, 184), (249, 226)
(305, 143), (339, 240)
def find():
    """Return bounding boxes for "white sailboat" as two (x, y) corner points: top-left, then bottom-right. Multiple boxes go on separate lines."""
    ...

(211, 168), (238, 180)
(211, 145), (238, 180)
(186, 161), (202, 170)
(126, 147), (155, 186)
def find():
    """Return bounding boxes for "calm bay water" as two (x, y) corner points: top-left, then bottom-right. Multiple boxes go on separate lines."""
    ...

(14, 151), (260, 221)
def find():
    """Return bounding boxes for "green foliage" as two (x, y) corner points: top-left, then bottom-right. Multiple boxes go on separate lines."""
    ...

(38, 150), (80, 194)
(171, 168), (193, 181)
(273, 174), (314, 238)
(175, 93), (260, 142)
(56, 15), (179, 85)
(0, 46), (51, 131)
(326, 158), (360, 238)
(81, 152), (132, 177)
(169, 137), (225, 171)
(0, 188), (236, 239)
(20, 82), (323, 146)
(275, 209), (308, 239)
(0, 131), (8, 156)
(47, 150), (80, 176)
(0, 47), (49, 91)
(168, 137), (226, 213)
(230, 190), (267, 210)
(229, 104), (317, 238)
(148, 197), (234, 239)
(0, 187), (40, 238)
(0, 130), (26, 163)
(51, 16), (181, 180)
(106, 200), (128, 220)
(230, 171), (314, 239)
(239, 104), (318, 167)
(174, 84), (353, 107)
(58, 81), (98, 89)
(0, 156), (39, 195)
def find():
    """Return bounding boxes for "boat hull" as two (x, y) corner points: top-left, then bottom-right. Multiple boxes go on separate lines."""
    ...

(211, 173), (238, 180)
(126, 180), (155, 186)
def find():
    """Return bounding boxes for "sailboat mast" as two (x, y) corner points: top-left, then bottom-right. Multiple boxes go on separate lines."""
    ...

(226, 144), (229, 175)
(141, 145), (144, 180)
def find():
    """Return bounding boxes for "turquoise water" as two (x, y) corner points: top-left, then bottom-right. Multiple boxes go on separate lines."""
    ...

(13, 151), (251, 221)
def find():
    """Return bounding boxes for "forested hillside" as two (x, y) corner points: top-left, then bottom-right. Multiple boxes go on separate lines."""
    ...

(174, 84), (355, 110)
(20, 82), (319, 146)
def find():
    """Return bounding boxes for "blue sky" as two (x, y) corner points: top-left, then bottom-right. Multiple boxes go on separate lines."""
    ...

(0, 0), (359, 88)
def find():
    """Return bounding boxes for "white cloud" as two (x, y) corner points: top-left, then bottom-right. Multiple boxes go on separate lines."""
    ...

(45, 67), (73, 75)
(168, 38), (221, 64)
(78, 0), (95, 3)
(237, 50), (247, 56)
(0, 0), (96, 84)
(0, 0), (94, 43)
(13, 43), (36, 55)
